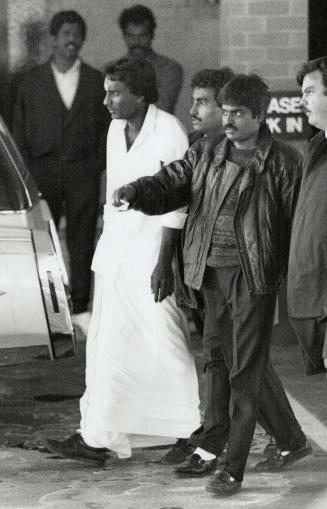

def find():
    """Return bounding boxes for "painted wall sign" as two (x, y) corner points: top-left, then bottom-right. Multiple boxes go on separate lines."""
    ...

(266, 91), (310, 139)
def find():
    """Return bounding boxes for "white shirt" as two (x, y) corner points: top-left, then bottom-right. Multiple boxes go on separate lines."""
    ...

(51, 58), (81, 110)
(92, 104), (189, 276)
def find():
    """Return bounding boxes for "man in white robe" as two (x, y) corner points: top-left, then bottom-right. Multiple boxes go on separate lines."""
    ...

(44, 57), (200, 465)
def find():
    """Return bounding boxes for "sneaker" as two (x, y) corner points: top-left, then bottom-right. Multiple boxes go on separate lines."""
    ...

(71, 311), (91, 338)
(206, 470), (242, 497)
(254, 440), (312, 471)
(44, 433), (109, 466)
(174, 453), (217, 477)
(160, 439), (195, 464)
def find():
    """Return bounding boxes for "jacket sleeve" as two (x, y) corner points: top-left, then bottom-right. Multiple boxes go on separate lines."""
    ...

(279, 150), (304, 277)
(130, 146), (196, 215)
(280, 150), (304, 232)
(12, 81), (30, 167)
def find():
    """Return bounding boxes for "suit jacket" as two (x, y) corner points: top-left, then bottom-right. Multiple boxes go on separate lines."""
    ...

(12, 60), (109, 180)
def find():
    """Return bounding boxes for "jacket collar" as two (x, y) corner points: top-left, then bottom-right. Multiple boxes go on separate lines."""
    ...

(306, 129), (327, 174)
(212, 124), (273, 174)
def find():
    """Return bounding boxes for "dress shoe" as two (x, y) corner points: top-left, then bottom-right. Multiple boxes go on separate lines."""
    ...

(206, 470), (242, 497)
(254, 440), (312, 471)
(263, 435), (277, 457)
(160, 439), (195, 464)
(174, 453), (217, 477)
(44, 433), (110, 466)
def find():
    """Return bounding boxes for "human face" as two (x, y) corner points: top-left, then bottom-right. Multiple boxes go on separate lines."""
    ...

(51, 22), (84, 62)
(301, 70), (327, 130)
(123, 21), (153, 58)
(190, 87), (222, 134)
(103, 77), (140, 120)
(222, 104), (262, 149)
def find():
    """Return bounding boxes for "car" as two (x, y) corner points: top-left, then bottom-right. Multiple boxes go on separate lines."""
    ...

(0, 115), (75, 360)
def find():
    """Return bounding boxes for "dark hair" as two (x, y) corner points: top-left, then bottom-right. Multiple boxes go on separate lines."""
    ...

(104, 57), (159, 104)
(49, 10), (87, 40)
(191, 67), (235, 100)
(119, 4), (156, 33)
(297, 56), (327, 92)
(218, 73), (271, 118)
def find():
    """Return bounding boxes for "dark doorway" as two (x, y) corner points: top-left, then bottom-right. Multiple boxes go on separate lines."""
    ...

(309, 0), (327, 59)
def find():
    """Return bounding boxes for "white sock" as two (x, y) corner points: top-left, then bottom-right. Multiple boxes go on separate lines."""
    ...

(194, 447), (216, 460)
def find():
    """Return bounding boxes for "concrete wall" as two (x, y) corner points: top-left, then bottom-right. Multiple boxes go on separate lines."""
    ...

(6, 0), (309, 129)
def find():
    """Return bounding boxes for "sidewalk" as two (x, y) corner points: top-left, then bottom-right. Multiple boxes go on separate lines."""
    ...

(0, 327), (326, 508)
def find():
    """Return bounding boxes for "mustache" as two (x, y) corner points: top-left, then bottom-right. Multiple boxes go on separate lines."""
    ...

(191, 115), (201, 122)
(224, 124), (237, 131)
(130, 45), (146, 51)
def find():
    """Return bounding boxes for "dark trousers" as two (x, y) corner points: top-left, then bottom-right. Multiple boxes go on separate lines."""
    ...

(290, 317), (326, 375)
(35, 166), (100, 313)
(189, 266), (305, 482)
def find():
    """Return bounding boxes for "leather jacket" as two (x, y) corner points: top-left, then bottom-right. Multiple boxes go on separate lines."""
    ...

(131, 126), (304, 295)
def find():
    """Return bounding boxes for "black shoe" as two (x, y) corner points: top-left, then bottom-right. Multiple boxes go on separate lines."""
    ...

(160, 439), (195, 464)
(263, 435), (277, 457)
(217, 447), (227, 467)
(206, 470), (242, 497)
(254, 440), (312, 472)
(174, 453), (217, 477)
(44, 433), (110, 466)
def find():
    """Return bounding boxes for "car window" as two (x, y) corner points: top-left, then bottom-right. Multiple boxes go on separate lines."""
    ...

(0, 116), (39, 211)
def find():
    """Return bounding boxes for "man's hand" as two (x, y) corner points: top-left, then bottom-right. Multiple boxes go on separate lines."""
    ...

(151, 261), (174, 302)
(112, 185), (136, 209)
(150, 227), (180, 303)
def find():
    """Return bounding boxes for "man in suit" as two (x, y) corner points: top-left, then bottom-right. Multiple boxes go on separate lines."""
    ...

(117, 4), (183, 114)
(13, 10), (109, 332)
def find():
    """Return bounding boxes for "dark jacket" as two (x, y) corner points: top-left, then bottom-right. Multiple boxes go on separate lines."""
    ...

(287, 130), (327, 374)
(288, 130), (327, 319)
(131, 125), (304, 295)
(12, 60), (108, 179)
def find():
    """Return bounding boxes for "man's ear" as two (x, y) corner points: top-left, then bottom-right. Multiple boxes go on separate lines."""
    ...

(50, 35), (58, 50)
(257, 110), (266, 124)
(136, 96), (144, 104)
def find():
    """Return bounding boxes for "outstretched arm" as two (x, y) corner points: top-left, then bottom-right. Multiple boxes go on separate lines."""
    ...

(112, 148), (196, 215)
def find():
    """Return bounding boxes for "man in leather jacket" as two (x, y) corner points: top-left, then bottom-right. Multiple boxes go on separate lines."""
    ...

(112, 73), (310, 497)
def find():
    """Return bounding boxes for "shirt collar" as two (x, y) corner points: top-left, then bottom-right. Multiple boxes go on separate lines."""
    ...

(118, 103), (157, 134)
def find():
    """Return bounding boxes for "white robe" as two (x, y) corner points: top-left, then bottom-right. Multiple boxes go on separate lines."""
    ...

(79, 105), (200, 458)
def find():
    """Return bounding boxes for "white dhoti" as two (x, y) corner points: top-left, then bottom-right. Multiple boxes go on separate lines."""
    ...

(80, 267), (200, 458)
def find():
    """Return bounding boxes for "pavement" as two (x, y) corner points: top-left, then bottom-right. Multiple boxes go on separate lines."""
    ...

(0, 320), (327, 509)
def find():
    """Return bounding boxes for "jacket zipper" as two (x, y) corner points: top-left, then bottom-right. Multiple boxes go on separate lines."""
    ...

(234, 193), (256, 295)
